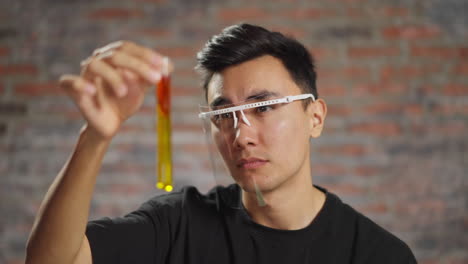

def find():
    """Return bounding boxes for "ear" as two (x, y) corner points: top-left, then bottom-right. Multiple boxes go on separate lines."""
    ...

(306, 98), (327, 138)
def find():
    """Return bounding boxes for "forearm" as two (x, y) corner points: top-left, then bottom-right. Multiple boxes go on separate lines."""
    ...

(26, 126), (111, 264)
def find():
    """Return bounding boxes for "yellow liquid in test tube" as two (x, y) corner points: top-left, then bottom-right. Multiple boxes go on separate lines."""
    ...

(156, 59), (172, 192)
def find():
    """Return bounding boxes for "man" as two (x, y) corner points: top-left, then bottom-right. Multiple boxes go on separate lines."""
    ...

(26, 24), (416, 263)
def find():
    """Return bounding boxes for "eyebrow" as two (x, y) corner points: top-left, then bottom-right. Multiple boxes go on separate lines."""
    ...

(210, 90), (281, 109)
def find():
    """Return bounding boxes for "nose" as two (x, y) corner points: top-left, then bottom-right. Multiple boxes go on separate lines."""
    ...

(233, 113), (257, 149)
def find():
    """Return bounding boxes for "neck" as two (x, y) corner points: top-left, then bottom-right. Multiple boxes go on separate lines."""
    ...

(241, 171), (325, 230)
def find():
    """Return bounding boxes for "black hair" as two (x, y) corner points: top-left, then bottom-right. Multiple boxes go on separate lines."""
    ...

(195, 23), (318, 107)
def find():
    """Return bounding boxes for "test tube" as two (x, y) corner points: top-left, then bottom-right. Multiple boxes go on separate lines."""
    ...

(156, 57), (173, 192)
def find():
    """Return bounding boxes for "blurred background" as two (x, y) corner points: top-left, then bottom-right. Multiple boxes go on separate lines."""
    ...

(0, 0), (467, 263)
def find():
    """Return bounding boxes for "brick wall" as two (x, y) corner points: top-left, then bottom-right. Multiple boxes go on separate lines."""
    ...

(1, 0), (467, 263)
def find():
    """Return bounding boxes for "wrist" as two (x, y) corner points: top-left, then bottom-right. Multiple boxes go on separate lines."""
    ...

(79, 124), (113, 147)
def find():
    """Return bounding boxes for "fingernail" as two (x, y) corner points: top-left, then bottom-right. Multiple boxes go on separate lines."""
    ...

(119, 86), (127, 97)
(152, 55), (162, 66)
(85, 84), (96, 94)
(162, 57), (169, 76)
(150, 71), (162, 83)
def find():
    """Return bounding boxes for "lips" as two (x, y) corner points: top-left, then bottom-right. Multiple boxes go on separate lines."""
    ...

(237, 157), (268, 169)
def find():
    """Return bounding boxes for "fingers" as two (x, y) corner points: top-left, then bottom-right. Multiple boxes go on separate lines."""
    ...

(80, 41), (170, 98)
(59, 74), (99, 117)
(109, 51), (161, 84)
(119, 41), (164, 68)
(86, 59), (128, 97)
(59, 74), (96, 96)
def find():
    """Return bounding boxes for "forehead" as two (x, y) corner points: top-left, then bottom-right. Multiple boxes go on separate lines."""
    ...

(207, 55), (301, 105)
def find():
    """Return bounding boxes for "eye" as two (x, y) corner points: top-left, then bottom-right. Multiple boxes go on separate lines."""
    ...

(221, 112), (233, 119)
(256, 105), (273, 113)
(212, 112), (233, 123)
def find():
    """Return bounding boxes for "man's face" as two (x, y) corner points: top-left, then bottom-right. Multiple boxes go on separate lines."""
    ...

(206, 55), (324, 194)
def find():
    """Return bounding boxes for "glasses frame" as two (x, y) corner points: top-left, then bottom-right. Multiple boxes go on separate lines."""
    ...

(198, 93), (316, 119)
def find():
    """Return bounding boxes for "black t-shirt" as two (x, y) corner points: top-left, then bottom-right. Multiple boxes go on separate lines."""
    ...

(86, 184), (416, 263)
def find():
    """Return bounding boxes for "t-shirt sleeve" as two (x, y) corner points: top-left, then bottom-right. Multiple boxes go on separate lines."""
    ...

(86, 199), (176, 264)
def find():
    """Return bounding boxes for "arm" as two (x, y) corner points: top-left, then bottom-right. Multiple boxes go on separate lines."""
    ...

(25, 41), (169, 264)
(25, 126), (110, 264)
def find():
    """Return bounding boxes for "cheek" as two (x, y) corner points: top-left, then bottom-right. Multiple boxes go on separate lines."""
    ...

(265, 116), (308, 159)
(213, 130), (234, 161)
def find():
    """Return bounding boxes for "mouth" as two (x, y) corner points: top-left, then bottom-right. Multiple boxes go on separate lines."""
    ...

(237, 157), (269, 169)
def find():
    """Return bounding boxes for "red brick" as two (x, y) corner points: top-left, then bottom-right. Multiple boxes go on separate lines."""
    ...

(172, 85), (200, 96)
(319, 84), (346, 96)
(341, 66), (371, 78)
(380, 65), (441, 81)
(120, 124), (146, 133)
(396, 199), (445, 215)
(177, 143), (209, 154)
(327, 0), (365, 3)
(6, 259), (24, 264)
(43, 104), (85, 119)
(172, 123), (203, 132)
(157, 46), (196, 58)
(348, 46), (400, 57)
(0, 64), (37, 76)
(460, 47), (468, 58)
(137, 28), (172, 38)
(325, 183), (364, 195)
(358, 202), (389, 214)
(420, 259), (440, 264)
(88, 8), (144, 20)
(281, 8), (336, 19)
(345, 8), (364, 17)
(174, 161), (193, 171)
(383, 25), (440, 40)
(313, 163), (347, 176)
(317, 66), (370, 80)
(381, 7), (409, 17)
(404, 104), (423, 116)
(410, 46), (464, 58)
(318, 144), (367, 156)
(446, 258), (468, 264)
(351, 83), (381, 96)
(347, 7), (408, 18)
(435, 121), (467, 135)
(385, 83), (408, 94)
(433, 104), (468, 115)
(0, 47), (9, 57)
(354, 166), (380, 177)
(96, 204), (123, 216)
(110, 183), (151, 195)
(349, 121), (401, 136)
(453, 63), (468, 75)
(308, 47), (334, 60)
(363, 103), (423, 116)
(363, 103), (400, 115)
(269, 26), (306, 38)
(351, 83), (407, 96)
(327, 105), (352, 117)
(217, 7), (268, 22)
(174, 68), (196, 78)
(133, 0), (167, 3)
(14, 81), (62, 96)
(442, 84), (468, 96)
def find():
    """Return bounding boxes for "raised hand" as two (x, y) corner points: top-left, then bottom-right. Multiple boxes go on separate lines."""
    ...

(59, 41), (169, 140)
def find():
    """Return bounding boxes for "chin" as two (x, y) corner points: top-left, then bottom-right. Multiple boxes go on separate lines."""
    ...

(234, 174), (274, 194)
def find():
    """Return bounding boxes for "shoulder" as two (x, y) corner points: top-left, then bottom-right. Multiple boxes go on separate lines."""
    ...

(140, 184), (236, 218)
(350, 208), (416, 263)
(322, 188), (416, 263)
(141, 185), (219, 212)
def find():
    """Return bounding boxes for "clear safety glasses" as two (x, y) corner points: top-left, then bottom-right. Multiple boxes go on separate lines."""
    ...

(199, 94), (315, 131)
(198, 93), (315, 207)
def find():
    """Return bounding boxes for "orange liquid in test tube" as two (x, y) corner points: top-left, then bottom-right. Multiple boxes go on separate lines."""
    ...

(156, 59), (172, 192)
